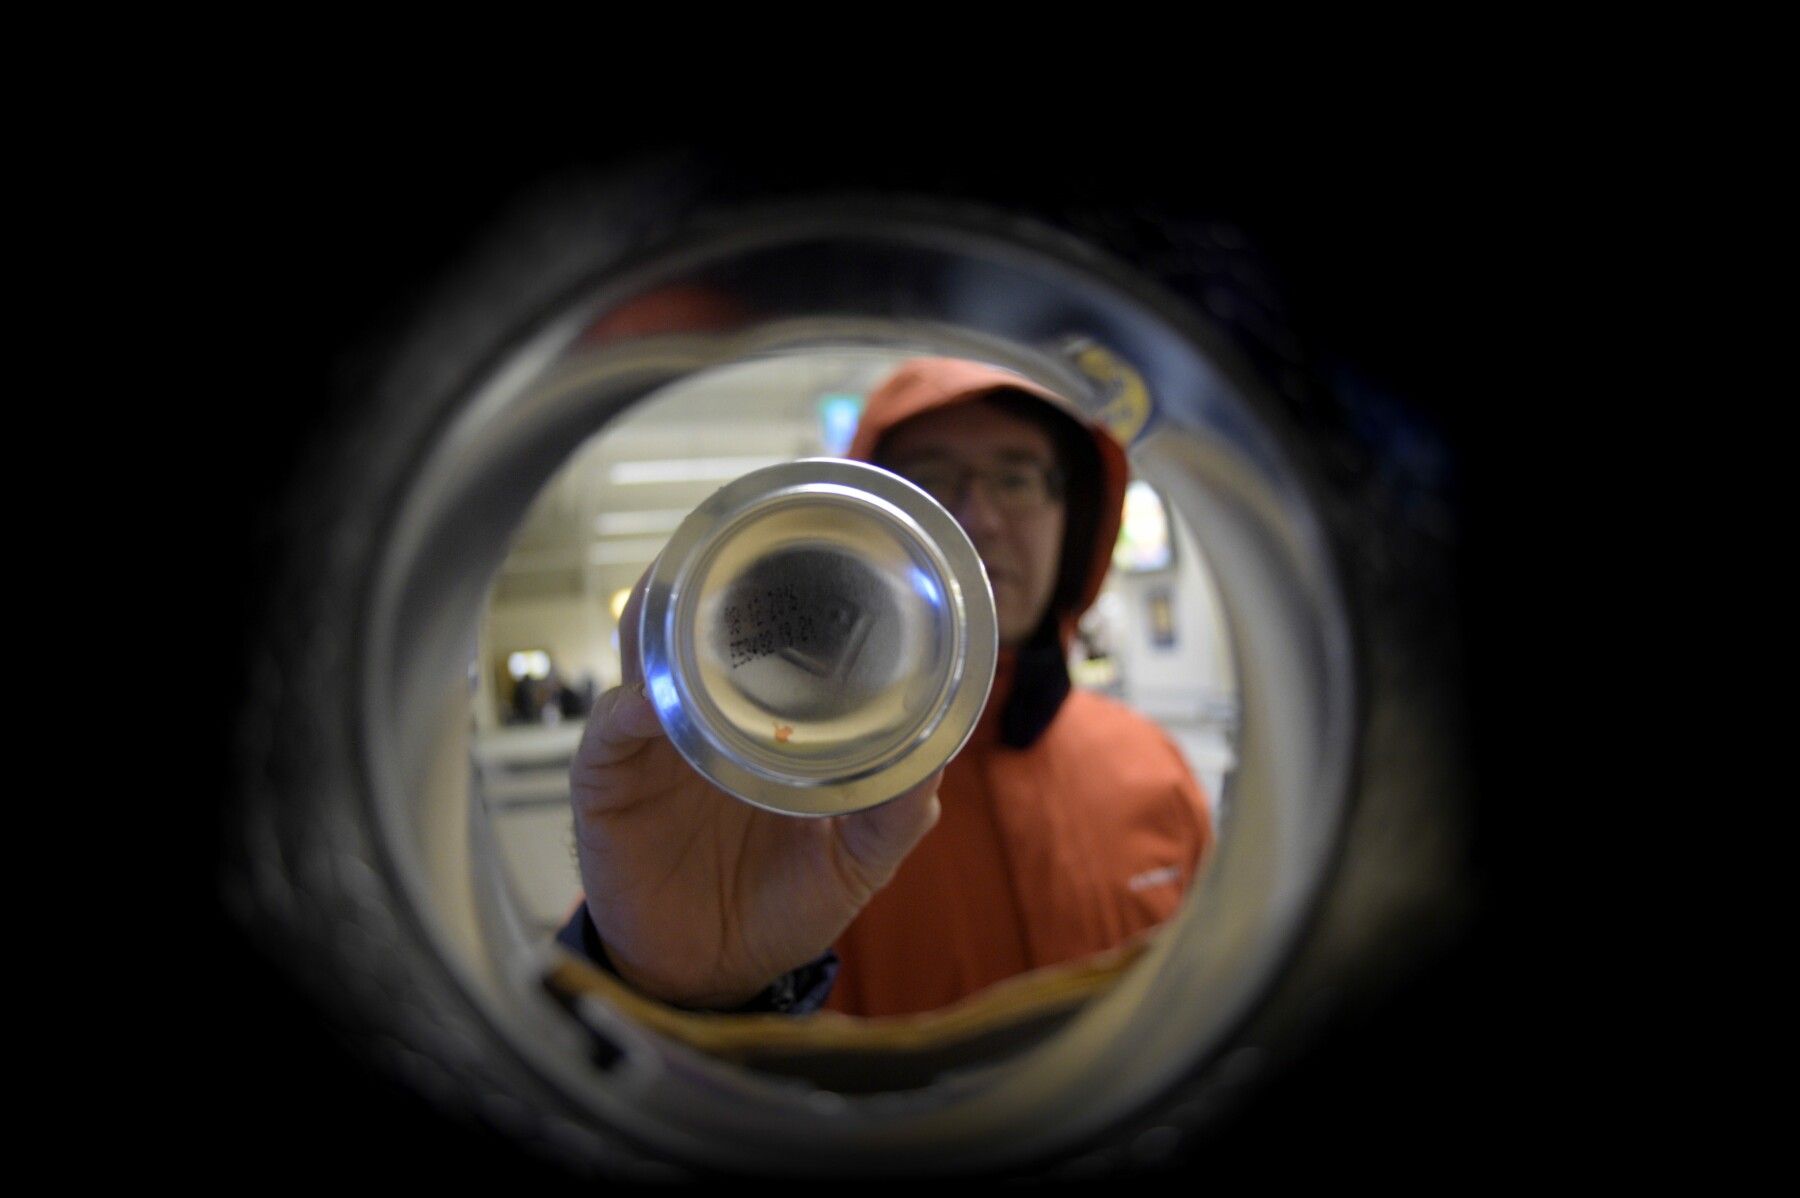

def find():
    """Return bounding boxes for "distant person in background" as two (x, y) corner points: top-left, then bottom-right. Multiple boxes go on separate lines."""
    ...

(551, 667), (594, 722)
(510, 674), (544, 725)
(560, 357), (1214, 1017)
(511, 661), (593, 726)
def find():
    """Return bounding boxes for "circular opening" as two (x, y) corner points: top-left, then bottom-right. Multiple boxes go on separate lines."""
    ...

(246, 185), (1374, 1181)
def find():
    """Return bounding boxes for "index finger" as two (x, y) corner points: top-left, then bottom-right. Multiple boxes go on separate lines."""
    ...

(572, 567), (664, 776)
(571, 679), (667, 780)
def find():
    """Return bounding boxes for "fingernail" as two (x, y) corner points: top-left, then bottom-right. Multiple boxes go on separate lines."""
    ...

(623, 680), (664, 736)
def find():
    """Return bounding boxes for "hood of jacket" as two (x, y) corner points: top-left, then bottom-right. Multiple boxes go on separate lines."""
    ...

(847, 356), (1130, 746)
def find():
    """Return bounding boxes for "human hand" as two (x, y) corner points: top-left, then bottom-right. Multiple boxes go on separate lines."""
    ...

(569, 573), (941, 1009)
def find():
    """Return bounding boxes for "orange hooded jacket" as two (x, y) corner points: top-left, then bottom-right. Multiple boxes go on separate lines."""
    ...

(825, 358), (1215, 1018)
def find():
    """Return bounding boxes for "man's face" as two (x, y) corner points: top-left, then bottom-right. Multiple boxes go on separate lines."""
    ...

(879, 401), (1068, 648)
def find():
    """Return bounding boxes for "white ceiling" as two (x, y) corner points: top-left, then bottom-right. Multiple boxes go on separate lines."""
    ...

(496, 349), (916, 606)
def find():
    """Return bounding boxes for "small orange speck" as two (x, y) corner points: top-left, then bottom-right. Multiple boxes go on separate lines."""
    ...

(774, 723), (793, 743)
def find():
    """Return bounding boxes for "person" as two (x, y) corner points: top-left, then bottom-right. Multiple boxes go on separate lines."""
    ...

(509, 673), (543, 725)
(558, 356), (1215, 1017)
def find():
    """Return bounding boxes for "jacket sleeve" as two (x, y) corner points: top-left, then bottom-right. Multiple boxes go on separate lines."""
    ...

(555, 903), (839, 1015)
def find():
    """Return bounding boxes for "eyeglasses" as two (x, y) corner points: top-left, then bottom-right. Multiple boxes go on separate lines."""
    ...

(886, 457), (1065, 514)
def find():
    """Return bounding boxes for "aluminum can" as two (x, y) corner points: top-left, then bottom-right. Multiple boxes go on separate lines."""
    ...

(639, 458), (997, 815)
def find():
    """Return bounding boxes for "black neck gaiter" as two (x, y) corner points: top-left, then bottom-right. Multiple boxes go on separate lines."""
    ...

(998, 622), (1071, 749)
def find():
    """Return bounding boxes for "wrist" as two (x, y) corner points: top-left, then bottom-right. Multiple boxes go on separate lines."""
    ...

(555, 904), (838, 1014)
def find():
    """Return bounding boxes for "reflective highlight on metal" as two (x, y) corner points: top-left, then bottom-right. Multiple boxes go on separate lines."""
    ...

(639, 458), (997, 816)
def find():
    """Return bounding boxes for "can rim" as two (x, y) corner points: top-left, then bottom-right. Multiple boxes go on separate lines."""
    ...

(639, 458), (998, 816)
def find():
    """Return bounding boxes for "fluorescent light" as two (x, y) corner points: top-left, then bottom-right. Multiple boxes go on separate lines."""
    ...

(590, 538), (671, 565)
(594, 508), (689, 536)
(609, 456), (788, 485)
